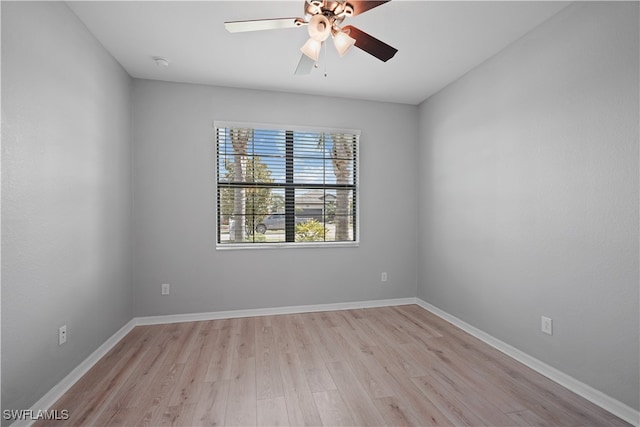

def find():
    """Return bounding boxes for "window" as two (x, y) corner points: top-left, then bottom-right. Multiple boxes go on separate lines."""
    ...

(215, 121), (359, 248)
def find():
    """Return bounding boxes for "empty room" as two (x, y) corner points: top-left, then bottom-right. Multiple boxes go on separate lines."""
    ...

(2, 1), (638, 426)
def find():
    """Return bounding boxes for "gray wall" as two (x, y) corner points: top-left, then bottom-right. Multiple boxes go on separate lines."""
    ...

(1, 1), (133, 417)
(417, 2), (639, 410)
(132, 80), (418, 316)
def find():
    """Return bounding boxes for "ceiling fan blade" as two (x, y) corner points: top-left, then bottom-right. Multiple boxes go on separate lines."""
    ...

(347, 1), (390, 16)
(342, 25), (397, 62)
(224, 18), (304, 33)
(294, 54), (315, 75)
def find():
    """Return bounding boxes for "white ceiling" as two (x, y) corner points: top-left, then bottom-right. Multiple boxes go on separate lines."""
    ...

(68, 1), (569, 105)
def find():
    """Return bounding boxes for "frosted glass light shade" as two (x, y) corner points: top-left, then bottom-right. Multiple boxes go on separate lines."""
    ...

(308, 14), (331, 41)
(300, 38), (322, 61)
(333, 31), (356, 57)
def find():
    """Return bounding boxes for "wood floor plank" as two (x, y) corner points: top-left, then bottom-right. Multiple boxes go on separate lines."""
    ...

(235, 317), (256, 359)
(507, 409), (556, 427)
(153, 331), (214, 425)
(392, 305), (444, 338)
(360, 308), (414, 346)
(374, 395), (418, 426)
(409, 374), (488, 426)
(397, 304), (451, 336)
(175, 321), (204, 364)
(192, 380), (229, 427)
(300, 312), (348, 364)
(154, 403), (197, 426)
(100, 407), (139, 427)
(278, 351), (323, 426)
(312, 390), (355, 426)
(288, 314), (336, 393)
(255, 315), (273, 328)
(328, 326), (397, 399)
(168, 322), (216, 408)
(412, 359), (518, 426)
(255, 323), (284, 400)
(126, 322), (199, 410)
(322, 310), (354, 329)
(316, 310), (341, 328)
(272, 314), (298, 355)
(359, 346), (453, 426)
(430, 339), (527, 413)
(325, 360), (387, 426)
(380, 307), (440, 348)
(257, 396), (290, 427)
(354, 316), (430, 378)
(224, 356), (257, 426)
(135, 361), (185, 426)
(205, 318), (238, 382)
(35, 305), (632, 427)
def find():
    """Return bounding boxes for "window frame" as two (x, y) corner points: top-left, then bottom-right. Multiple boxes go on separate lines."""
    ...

(215, 120), (360, 250)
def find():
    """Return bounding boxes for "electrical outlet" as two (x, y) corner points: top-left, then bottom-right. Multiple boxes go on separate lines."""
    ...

(161, 283), (170, 295)
(541, 316), (553, 335)
(59, 325), (67, 345)
(381, 272), (388, 282)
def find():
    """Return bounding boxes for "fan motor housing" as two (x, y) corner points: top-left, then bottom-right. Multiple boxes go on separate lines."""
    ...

(305, 0), (353, 26)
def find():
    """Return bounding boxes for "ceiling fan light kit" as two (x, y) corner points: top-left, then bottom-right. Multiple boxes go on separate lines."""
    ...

(224, 0), (397, 75)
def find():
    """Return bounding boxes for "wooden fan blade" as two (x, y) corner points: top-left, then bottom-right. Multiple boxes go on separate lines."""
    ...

(224, 18), (304, 33)
(347, 1), (390, 16)
(294, 54), (315, 75)
(342, 25), (397, 62)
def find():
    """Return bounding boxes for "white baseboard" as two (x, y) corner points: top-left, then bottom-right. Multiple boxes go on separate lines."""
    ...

(134, 297), (417, 325)
(415, 298), (640, 427)
(12, 319), (137, 427)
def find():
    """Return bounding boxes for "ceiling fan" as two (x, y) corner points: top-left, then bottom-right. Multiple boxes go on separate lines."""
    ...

(224, 0), (398, 75)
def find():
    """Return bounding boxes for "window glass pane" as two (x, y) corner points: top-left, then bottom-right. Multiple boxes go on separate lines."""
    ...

(219, 129), (285, 185)
(293, 157), (326, 185)
(295, 189), (327, 242)
(293, 131), (324, 158)
(291, 189), (354, 242)
(218, 187), (286, 244)
(251, 128), (286, 184)
(329, 189), (354, 242)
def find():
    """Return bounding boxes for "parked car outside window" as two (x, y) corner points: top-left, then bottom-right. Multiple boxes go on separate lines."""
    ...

(255, 214), (306, 234)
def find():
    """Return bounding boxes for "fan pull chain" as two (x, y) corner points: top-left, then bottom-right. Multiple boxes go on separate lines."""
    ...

(312, 41), (329, 77)
(324, 41), (328, 77)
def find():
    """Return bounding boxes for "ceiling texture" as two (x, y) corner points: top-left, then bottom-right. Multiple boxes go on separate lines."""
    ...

(68, 1), (569, 105)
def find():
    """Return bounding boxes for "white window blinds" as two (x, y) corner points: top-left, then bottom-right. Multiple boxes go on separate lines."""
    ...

(216, 122), (359, 247)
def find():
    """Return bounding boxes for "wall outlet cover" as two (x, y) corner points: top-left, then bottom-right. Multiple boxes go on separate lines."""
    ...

(541, 316), (553, 335)
(58, 325), (67, 345)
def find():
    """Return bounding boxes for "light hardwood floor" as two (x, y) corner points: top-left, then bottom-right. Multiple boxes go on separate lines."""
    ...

(37, 305), (630, 426)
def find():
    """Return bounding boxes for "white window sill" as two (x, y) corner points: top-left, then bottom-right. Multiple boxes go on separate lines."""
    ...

(216, 241), (359, 250)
